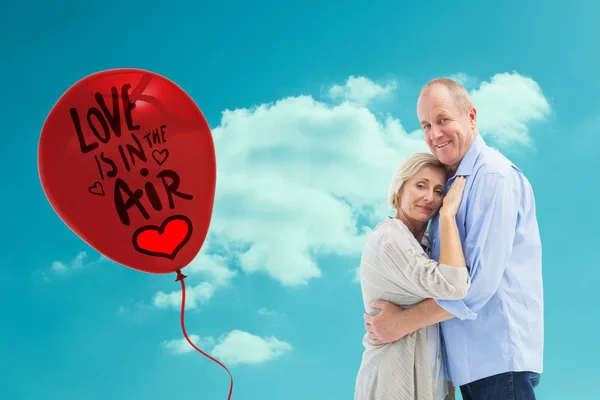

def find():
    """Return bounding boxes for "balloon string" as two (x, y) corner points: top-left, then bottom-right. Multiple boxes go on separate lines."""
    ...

(176, 269), (234, 399)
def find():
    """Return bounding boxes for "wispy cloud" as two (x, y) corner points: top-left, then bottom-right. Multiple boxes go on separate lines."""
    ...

(447, 73), (478, 89)
(327, 75), (397, 106)
(184, 252), (237, 286)
(257, 307), (281, 317)
(37, 251), (106, 282)
(116, 300), (157, 323)
(152, 281), (215, 310)
(50, 251), (94, 274)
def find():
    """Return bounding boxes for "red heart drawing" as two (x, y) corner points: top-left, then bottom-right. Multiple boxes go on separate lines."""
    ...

(132, 215), (193, 259)
(88, 181), (104, 196)
(152, 149), (169, 166)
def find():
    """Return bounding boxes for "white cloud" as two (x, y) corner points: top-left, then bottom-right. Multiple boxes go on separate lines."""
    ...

(162, 330), (291, 366)
(149, 247), (236, 311)
(470, 72), (551, 146)
(152, 282), (215, 310)
(162, 334), (215, 355)
(44, 252), (105, 279)
(146, 72), (549, 297)
(184, 252), (237, 286)
(328, 75), (397, 106)
(210, 330), (292, 366)
(209, 91), (429, 286)
(50, 251), (87, 273)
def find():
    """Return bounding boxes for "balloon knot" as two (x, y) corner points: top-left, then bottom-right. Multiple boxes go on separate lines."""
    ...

(175, 269), (187, 282)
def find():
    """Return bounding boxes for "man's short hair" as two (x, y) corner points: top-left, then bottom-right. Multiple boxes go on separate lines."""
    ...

(419, 78), (473, 115)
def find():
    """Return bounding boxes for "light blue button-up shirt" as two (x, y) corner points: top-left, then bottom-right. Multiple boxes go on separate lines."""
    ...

(429, 134), (544, 387)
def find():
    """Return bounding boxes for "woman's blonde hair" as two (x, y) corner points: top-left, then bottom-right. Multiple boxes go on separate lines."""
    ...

(387, 152), (447, 210)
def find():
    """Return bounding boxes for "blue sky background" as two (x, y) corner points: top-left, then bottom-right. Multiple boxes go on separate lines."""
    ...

(1, 1), (598, 399)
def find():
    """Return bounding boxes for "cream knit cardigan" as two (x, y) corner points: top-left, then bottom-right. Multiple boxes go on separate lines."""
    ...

(355, 217), (471, 400)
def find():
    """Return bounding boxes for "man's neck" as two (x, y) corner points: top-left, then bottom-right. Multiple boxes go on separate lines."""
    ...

(449, 132), (478, 175)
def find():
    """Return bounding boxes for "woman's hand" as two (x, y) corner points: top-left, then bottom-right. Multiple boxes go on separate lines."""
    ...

(440, 176), (467, 218)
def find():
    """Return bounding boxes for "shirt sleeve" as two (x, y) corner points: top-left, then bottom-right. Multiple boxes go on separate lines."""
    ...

(435, 170), (520, 320)
(362, 223), (471, 301)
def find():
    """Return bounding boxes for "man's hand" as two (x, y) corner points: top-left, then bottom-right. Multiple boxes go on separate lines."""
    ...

(363, 299), (413, 345)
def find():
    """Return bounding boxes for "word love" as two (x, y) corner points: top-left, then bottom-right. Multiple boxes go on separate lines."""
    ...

(71, 83), (140, 154)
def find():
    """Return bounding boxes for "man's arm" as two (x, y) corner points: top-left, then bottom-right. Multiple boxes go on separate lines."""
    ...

(366, 169), (520, 342)
(365, 298), (453, 344)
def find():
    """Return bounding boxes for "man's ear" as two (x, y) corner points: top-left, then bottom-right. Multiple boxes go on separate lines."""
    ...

(470, 107), (477, 128)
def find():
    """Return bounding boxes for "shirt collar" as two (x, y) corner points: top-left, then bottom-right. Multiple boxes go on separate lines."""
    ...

(453, 134), (486, 177)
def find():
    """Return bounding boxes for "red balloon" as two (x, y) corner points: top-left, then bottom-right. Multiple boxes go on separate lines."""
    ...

(38, 68), (216, 274)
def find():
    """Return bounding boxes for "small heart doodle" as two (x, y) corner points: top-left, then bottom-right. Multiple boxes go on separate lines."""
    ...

(132, 215), (192, 260)
(88, 181), (105, 196)
(152, 149), (169, 166)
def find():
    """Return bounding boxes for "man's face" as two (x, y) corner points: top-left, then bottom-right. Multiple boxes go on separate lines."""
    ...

(417, 84), (476, 172)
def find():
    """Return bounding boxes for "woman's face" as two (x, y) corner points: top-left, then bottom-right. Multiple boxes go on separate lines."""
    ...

(397, 165), (447, 223)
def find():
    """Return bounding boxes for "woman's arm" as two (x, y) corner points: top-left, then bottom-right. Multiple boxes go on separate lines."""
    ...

(365, 226), (470, 301)
(438, 213), (466, 268)
(438, 176), (467, 268)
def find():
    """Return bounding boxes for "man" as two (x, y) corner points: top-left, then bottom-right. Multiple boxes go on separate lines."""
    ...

(364, 78), (544, 399)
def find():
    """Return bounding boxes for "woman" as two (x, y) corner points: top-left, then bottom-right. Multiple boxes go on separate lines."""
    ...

(354, 152), (469, 400)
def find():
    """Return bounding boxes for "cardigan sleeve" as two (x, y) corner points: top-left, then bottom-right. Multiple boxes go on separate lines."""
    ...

(361, 222), (470, 301)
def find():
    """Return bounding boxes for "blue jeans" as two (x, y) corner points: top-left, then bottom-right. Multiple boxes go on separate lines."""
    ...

(459, 371), (540, 400)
